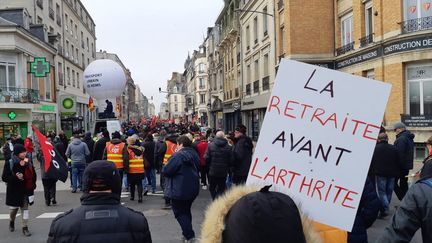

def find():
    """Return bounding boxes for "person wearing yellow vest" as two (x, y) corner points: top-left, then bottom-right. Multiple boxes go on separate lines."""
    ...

(126, 136), (145, 203)
(103, 131), (129, 189)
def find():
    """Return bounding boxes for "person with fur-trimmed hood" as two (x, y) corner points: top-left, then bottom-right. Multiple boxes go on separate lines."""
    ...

(201, 185), (323, 243)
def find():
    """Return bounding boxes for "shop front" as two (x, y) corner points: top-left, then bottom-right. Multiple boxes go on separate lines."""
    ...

(210, 97), (224, 130)
(223, 100), (242, 133)
(0, 107), (31, 158)
(32, 102), (58, 136)
(241, 93), (270, 141)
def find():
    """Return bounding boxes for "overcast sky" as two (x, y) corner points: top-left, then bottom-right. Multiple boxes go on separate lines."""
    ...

(81, 0), (224, 113)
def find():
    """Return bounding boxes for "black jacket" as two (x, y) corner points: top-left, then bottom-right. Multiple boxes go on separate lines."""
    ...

(142, 139), (156, 168)
(204, 137), (233, 177)
(233, 135), (253, 177)
(154, 139), (167, 167)
(47, 193), (152, 243)
(348, 176), (381, 243)
(83, 137), (95, 164)
(1, 142), (12, 162)
(2, 155), (37, 207)
(394, 130), (415, 171)
(369, 141), (402, 177)
(93, 137), (109, 161)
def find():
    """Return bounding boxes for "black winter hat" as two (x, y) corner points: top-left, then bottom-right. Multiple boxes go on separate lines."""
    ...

(82, 160), (121, 195)
(222, 186), (306, 243)
(13, 144), (26, 156)
(111, 131), (121, 139)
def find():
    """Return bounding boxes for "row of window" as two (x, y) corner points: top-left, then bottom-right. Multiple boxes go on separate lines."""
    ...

(42, 0), (94, 33)
(245, 5), (269, 51)
(58, 62), (81, 90)
(0, 62), (51, 101)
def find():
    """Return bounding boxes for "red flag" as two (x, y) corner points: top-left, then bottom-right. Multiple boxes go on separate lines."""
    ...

(32, 125), (68, 182)
(88, 97), (94, 111)
(150, 116), (157, 129)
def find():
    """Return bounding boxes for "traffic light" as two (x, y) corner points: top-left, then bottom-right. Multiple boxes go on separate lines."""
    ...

(158, 87), (161, 92)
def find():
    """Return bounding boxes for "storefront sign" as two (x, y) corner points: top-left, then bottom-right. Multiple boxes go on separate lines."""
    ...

(336, 35), (432, 69)
(34, 104), (56, 112)
(384, 35), (432, 55)
(60, 95), (76, 114)
(336, 47), (382, 69)
(243, 101), (254, 106)
(401, 114), (432, 127)
(247, 60), (391, 231)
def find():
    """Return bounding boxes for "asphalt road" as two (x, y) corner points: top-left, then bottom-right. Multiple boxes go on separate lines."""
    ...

(0, 160), (423, 243)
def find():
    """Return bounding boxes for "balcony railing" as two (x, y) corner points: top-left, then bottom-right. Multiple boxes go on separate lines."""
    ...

(402, 16), (432, 33)
(0, 87), (40, 104)
(49, 8), (55, 20)
(336, 42), (355, 56)
(359, 34), (374, 47)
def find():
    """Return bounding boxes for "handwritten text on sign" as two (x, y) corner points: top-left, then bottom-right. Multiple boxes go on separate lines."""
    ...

(247, 60), (391, 231)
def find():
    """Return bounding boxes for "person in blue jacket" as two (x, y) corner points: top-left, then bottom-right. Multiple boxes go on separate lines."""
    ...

(162, 135), (200, 243)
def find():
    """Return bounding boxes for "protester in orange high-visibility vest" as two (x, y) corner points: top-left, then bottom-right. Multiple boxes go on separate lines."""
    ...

(161, 134), (178, 209)
(103, 131), (129, 188)
(126, 136), (145, 203)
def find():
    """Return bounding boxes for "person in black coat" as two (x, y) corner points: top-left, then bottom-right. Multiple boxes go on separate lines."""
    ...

(47, 160), (152, 243)
(393, 122), (415, 200)
(154, 132), (167, 174)
(348, 176), (381, 243)
(162, 135), (200, 242)
(369, 133), (402, 217)
(1, 136), (13, 162)
(37, 148), (58, 207)
(2, 144), (37, 237)
(93, 130), (110, 161)
(143, 133), (157, 193)
(232, 125), (253, 184)
(204, 131), (233, 200)
(82, 132), (95, 164)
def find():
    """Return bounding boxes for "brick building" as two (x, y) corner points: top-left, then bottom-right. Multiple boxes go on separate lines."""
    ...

(276, 0), (432, 159)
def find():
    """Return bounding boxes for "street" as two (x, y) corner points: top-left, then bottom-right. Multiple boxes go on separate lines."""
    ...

(0, 160), (422, 242)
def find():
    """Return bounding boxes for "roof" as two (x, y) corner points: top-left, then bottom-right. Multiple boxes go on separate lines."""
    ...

(0, 16), (18, 27)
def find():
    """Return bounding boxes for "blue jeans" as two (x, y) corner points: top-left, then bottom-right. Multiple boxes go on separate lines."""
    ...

(72, 163), (85, 191)
(375, 176), (395, 213)
(146, 169), (157, 192)
(172, 199), (195, 240)
(142, 176), (149, 191)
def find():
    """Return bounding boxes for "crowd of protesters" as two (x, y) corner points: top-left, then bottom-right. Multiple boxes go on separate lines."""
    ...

(1, 120), (431, 243)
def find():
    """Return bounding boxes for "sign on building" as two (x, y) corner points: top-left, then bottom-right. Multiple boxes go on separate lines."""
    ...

(247, 60), (391, 231)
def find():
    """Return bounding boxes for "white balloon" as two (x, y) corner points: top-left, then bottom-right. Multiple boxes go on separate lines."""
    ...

(84, 59), (127, 101)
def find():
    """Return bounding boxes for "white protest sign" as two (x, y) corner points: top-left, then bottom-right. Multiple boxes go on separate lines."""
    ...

(246, 59), (391, 231)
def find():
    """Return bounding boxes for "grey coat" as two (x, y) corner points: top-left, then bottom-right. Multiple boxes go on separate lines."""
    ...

(66, 139), (90, 164)
(377, 178), (432, 243)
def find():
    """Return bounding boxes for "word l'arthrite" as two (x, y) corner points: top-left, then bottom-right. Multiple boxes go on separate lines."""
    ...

(250, 157), (359, 210)
(267, 97), (380, 141)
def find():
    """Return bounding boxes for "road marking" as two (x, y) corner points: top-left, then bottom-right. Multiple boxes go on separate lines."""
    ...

(36, 212), (63, 219)
(0, 214), (20, 220)
(121, 192), (130, 198)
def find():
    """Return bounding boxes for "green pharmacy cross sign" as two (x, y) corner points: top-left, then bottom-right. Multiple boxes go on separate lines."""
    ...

(8, 111), (17, 120)
(30, 57), (50, 77)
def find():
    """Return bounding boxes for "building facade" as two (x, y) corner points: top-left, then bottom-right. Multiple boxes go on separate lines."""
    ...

(1, 0), (97, 136)
(0, 11), (57, 144)
(276, 0), (432, 158)
(148, 103), (155, 117)
(159, 102), (169, 120)
(206, 26), (224, 130)
(166, 72), (187, 122)
(239, 0), (276, 141)
(216, 0), (242, 132)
